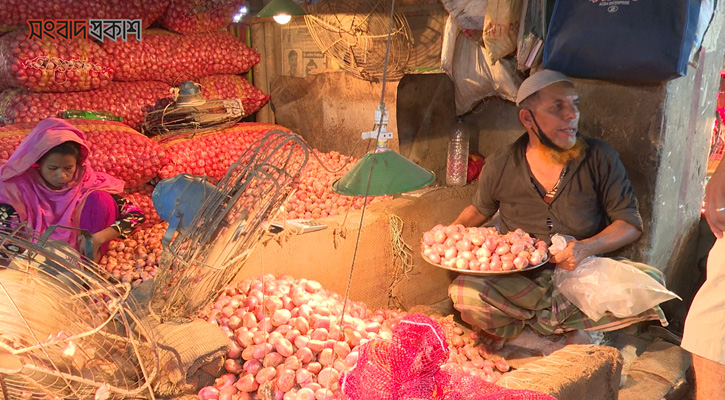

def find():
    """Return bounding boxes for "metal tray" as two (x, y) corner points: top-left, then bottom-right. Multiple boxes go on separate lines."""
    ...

(423, 253), (550, 276)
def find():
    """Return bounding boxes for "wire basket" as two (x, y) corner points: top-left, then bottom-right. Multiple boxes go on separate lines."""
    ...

(149, 130), (310, 322)
(0, 223), (158, 400)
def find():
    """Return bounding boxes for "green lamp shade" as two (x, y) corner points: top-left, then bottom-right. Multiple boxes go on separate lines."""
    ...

(256, 0), (306, 17)
(332, 150), (435, 196)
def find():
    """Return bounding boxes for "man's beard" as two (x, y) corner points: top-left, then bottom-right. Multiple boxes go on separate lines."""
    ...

(543, 137), (588, 164)
(527, 110), (586, 163)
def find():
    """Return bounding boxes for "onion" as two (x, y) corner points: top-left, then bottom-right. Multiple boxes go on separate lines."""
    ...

(224, 359), (243, 375)
(198, 386), (219, 400)
(234, 374), (258, 393)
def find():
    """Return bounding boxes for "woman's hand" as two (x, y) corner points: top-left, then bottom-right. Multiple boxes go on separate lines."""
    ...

(89, 233), (103, 263)
(80, 227), (121, 263)
(78, 233), (101, 263)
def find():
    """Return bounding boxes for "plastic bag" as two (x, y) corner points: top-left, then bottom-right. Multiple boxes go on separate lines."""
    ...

(441, 16), (521, 115)
(553, 255), (681, 322)
(439, 0), (487, 42)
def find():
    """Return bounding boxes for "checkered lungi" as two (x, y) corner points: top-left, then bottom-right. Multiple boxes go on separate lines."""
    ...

(448, 259), (669, 338)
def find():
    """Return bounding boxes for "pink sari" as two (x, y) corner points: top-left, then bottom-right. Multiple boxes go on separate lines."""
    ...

(0, 118), (124, 250)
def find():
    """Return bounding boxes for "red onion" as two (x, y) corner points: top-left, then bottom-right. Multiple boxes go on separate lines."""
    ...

(198, 386), (219, 400)
(199, 274), (517, 399)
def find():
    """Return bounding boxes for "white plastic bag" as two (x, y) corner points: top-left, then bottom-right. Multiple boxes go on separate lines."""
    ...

(441, 16), (521, 115)
(553, 256), (681, 321)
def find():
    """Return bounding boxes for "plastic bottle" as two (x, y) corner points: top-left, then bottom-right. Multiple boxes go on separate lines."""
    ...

(446, 117), (470, 186)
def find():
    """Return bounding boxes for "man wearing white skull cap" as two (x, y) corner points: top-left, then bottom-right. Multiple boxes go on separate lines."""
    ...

(447, 70), (670, 345)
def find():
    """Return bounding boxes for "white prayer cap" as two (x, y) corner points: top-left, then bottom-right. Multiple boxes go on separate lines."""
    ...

(515, 70), (573, 106)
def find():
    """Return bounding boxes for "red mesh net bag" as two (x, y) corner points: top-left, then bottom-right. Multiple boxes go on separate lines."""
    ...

(0, 81), (173, 130)
(199, 74), (270, 117)
(340, 314), (448, 400)
(0, 30), (114, 92)
(101, 30), (260, 84)
(392, 314), (450, 399)
(340, 314), (558, 400)
(157, 0), (246, 34)
(0, 0), (168, 34)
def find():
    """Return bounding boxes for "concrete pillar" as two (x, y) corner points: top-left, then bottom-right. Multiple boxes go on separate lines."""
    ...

(573, 10), (725, 311)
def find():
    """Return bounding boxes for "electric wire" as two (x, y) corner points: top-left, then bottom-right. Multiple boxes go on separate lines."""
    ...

(337, 0), (398, 340)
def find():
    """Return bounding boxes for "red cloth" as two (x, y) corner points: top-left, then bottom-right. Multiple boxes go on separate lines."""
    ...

(0, 118), (124, 249)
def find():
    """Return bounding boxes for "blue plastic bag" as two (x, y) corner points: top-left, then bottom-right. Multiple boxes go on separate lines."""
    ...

(542, 0), (701, 82)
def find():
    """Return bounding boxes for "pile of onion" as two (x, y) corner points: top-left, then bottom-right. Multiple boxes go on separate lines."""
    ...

(421, 225), (549, 272)
(283, 150), (393, 220)
(98, 222), (167, 286)
(197, 274), (514, 400)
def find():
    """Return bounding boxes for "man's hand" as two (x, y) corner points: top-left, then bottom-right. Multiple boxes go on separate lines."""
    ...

(549, 220), (641, 270)
(452, 205), (489, 227)
(550, 240), (592, 270)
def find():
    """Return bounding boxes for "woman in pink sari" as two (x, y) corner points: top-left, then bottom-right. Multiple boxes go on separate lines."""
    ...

(0, 118), (145, 262)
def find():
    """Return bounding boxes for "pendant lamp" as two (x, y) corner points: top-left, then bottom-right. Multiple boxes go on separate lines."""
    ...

(256, 0), (306, 24)
(332, 104), (435, 196)
(331, 1), (435, 197)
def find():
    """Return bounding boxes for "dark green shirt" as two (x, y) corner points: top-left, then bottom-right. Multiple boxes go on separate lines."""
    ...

(472, 134), (642, 245)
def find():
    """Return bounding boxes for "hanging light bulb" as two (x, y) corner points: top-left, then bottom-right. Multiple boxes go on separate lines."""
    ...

(332, 103), (435, 196)
(331, 0), (434, 197)
(256, 0), (306, 25)
(273, 14), (292, 24)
